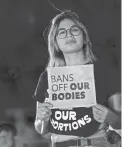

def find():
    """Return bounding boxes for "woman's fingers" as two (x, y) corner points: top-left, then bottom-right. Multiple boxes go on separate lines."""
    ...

(39, 102), (53, 108)
(40, 111), (51, 121)
(92, 107), (102, 115)
(92, 104), (109, 123)
(37, 102), (53, 121)
(93, 113), (104, 123)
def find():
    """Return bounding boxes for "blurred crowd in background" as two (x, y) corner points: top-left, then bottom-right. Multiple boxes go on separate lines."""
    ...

(0, 108), (49, 147)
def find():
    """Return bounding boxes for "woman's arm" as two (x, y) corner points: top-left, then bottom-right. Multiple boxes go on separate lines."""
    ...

(34, 101), (52, 136)
(34, 116), (48, 136)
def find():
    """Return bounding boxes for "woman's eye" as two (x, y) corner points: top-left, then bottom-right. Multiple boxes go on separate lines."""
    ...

(59, 30), (65, 35)
(72, 28), (79, 32)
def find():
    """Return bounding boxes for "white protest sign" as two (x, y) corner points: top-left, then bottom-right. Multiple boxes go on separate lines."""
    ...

(47, 64), (96, 108)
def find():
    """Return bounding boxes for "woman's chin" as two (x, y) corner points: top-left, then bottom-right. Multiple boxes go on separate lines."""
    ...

(64, 48), (81, 54)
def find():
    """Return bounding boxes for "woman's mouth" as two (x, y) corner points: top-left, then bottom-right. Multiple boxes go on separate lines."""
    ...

(66, 40), (76, 44)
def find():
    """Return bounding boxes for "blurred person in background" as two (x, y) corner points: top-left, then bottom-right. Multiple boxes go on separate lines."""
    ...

(0, 123), (16, 147)
(6, 108), (48, 147)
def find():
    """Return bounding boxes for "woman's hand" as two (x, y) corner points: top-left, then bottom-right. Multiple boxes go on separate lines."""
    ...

(92, 104), (109, 123)
(36, 102), (53, 121)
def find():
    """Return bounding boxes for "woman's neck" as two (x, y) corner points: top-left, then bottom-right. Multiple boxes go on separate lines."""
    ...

(63, 50), (88, 66)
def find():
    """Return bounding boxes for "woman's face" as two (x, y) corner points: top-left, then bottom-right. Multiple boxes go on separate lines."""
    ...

(56, 19), (84, 54)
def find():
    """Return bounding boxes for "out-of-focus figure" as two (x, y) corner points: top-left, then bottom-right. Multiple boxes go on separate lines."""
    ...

(6, 108), (48, 147)
(0, 123), (16, 147)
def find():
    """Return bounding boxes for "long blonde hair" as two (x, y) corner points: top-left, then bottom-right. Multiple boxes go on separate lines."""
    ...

(43, 10), (97, 68)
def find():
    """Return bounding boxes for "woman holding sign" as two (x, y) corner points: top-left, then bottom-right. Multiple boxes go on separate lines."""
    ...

(33, 10), (121, 147)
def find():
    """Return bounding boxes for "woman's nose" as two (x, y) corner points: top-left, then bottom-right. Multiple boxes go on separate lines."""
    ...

(66, 29), (73, 38)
